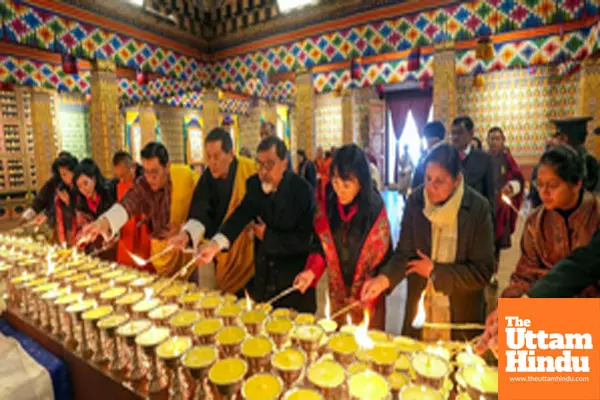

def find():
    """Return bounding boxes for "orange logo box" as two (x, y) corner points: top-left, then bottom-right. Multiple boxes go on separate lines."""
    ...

(498, 298), (600, 400)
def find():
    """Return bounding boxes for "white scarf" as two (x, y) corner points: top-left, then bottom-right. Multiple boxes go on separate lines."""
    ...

(423, 177), (464, 264)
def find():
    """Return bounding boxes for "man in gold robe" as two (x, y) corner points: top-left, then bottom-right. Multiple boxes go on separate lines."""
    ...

(81, 142), (199, 276)
(170, 128), (256, 295)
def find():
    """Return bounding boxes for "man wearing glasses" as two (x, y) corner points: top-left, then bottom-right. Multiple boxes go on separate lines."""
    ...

(80, 142), (199, 276)
(169, 128), (257, 295)
(198, 136), (317, 313)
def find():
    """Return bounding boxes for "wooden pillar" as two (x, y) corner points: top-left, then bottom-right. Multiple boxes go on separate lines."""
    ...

(263, 101), (278, 127)
(90, 59), (121, 176)
(433, 43), (457, 131)
(139, 102), (158, 147)
(238, 104), (262, 154)
(31, 89), (57, 189)
(578, 59), (600, 158)
(295, 70), (315, 159)
(156, 105), (186, 163)
(342, 89), (357, 144)
(203, 88), (220, 135)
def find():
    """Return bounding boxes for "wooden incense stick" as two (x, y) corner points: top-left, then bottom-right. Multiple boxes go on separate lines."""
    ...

(330, 300), (361, 320)
(130, 244), (175, 266)
(266, 286), (298, 305)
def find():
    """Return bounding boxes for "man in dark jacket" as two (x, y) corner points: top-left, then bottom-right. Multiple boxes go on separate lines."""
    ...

(197, 136), (316, 312)
(296, 149), (317, 188)
(450, 116), (496, 214)
(412, 121), (445, 188)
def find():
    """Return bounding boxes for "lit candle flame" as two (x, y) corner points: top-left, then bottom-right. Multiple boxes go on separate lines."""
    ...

(66, 285), (72, 295)
(346, 314), (353, 326)
(325, 295), (331, 320)
(144, 287), (153, 301)
(353, 309), (374, 350)
(46, 252), (55, 276)
(501, 193), (521, 215)
(127, 250), (148, 266)
(244, 289), (252, 311)
(412, 289), (427, 329)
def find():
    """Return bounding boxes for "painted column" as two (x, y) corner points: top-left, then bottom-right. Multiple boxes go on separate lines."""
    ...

(342, 89), (357, 145)
(578, 58), (600, 158)
(156, 105), (186, 163)
(203, 88), (220, 135)
(90, 59), (121, 176)
(294, 70), (315, 159)
(31, 88), (57, 189)
(238, 103), (262, 154)
(139, 101), (158, 147)
(433, 43), (457, 131)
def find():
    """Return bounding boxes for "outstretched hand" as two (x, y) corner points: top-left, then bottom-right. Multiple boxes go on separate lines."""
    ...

(406, 249), (434, 278)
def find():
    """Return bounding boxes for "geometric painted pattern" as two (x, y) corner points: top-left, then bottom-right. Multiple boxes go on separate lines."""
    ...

(214, 0), (600, 92)
(220, 78), (296, 104)
(457, 65), (580, 165)
(0, 0), (208, 82)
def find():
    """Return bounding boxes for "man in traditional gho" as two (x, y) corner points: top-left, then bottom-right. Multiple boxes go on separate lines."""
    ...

(80, 142), (199, 276)
(197, 136), (317, 312)
(112, 151), (151, 269)
(170, 128), (257, 295)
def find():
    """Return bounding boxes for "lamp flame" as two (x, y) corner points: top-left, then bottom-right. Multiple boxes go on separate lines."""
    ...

(412, 289), (427, 329)
(346, 314), (353, 326)
(353, 309), (374, 350)
(46, 252), (55, 276)
(144, 287), (153, 301)
(325, 296), (331, 320)
(501, 193), (521, 215)
(244, 289), (252, 311)
(127, 250), (148, 266)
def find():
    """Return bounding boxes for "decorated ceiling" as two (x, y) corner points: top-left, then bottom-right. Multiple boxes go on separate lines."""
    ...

(1, 0), (600, 109)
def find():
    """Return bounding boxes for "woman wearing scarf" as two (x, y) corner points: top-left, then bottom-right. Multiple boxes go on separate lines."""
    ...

(53, 154), (79, 246)
(361, 143), (495, 340)
(73, 159), (116, 257)
(294, 144), (393, 329)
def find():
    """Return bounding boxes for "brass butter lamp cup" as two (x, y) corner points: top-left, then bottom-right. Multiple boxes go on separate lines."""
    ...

(66, 299), (97, 356)
(54, 292), (84, 345)
(116, 319), (152, 381)
(135, 326), (170, 393)
(271, 347), (307, 389)
(97, 312), (130, 372)
(181, 345), (217, 400)
(208, 358), (248, 400)
(156, 336), (193, 400)
(241, 335), (274, 374)
(81, 305), (114, 364)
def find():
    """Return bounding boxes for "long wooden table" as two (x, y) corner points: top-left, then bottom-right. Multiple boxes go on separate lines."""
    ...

(2, 308), (170, 400)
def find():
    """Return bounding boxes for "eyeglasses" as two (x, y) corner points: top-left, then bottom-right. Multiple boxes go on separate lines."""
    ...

(256, 159), (276, 172)
(144, 168), (163, 178)
(532, 180), (562, 192)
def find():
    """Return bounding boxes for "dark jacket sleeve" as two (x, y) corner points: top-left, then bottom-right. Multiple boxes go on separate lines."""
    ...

(483, 154), (496, 219)
(306, 162), (318, 188)
(188, 171), (213, 228)
(527, 230), (600, 298)
(219, 179), (257, 244)
(261, 181), (315, 256)
(411, 160), (424, 189)
(379, 194), (419, 289)
(31, 177), (58, 213)
(433, 195), (495, 296)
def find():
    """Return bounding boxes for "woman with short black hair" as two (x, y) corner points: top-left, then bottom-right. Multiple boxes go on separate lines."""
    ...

(295, 144), (393, 328)
(52, 153), (79, 246)
(361, 143), (495, 340)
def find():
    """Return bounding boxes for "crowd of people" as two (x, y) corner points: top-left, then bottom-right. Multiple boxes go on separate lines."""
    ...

(21, 117), (599, 356)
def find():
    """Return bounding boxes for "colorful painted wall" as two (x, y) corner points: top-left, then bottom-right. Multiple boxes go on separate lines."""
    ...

(457, 64), (580, 166)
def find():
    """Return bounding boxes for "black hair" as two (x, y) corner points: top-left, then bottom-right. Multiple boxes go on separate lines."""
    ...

(423, 121), (445, 140)
(297, 149), (307, 160)
(73, 158), (106, 194)
(424, 143), (462, 179)
(452, 116), (475, 133)
(112, 151), (133, 166)
(257, 136), (287, 160)
(206, 128), (233, 153)
(57, 151), (73, 159)
(487, 126), (505, 139)
(141, 142), (169, 166)
(330, 144), (373, 195)
(538, 144), (584, 186)
(471, 136), (483, 149)
(325, 151), (332, 159)
(55, 153), (78, 173)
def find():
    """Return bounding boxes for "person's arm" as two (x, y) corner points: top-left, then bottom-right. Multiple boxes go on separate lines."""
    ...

(307, 163), (318, 188)
(501, 215), (543, 298)
(100, 180), (149, 238)
(527, 230), (600, 298)
(484, 156), (496, 219)
(30, 177), (58, 214)
(182, 172), (211, 248)
(261, 184), (315, 256)
(215, 180), (258, 249)
(379, 196), (417, 289)
(433, 200), (495, 296)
